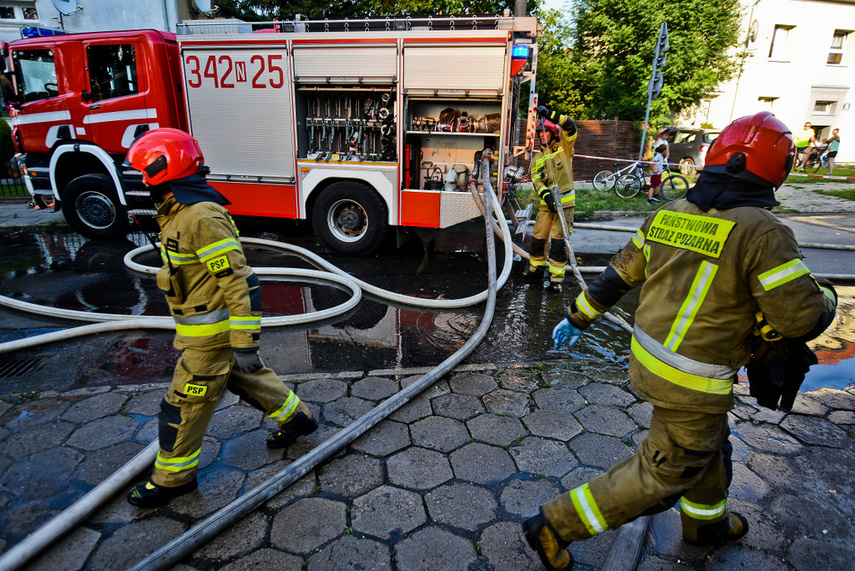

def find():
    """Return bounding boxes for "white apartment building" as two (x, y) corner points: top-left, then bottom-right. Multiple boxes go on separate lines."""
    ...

(681, 0), (855, 162)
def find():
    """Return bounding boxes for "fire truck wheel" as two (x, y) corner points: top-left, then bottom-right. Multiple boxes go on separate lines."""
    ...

(312, 182), (388, 256)
(62, 174), (128, 239)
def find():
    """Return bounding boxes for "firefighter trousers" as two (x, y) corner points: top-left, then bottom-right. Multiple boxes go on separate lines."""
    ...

(153, 346), (311, 488)
(542, 406), (734, 545)
(528, 204), (574, 283)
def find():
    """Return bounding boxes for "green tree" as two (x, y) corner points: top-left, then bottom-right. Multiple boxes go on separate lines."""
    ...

(216, 0), (536, 19)
(562, 0), (742, 127)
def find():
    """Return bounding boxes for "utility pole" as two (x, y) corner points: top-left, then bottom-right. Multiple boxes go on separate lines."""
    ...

(639, 22), (669, 162)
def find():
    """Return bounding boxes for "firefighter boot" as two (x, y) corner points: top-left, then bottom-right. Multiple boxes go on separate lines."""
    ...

(267, 411), (318, 449)
(127, 479), (198, 508)
(521, 264), (544, 281)
(686, 512), (749, 545)
(523, 509), (574, 570)
(546, 282), (563, 294)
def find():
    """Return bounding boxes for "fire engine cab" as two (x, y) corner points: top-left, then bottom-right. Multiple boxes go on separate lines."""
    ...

(2, 15), (538, 255)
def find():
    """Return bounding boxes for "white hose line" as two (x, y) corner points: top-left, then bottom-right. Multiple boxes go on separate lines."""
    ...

(0, 441), (159, 571)
(126, 157), (502, 571)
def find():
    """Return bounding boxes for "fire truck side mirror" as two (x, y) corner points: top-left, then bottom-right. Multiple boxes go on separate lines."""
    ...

(81, 90), (93, 103)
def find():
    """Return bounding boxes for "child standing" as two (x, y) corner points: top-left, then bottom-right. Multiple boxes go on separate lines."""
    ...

(647, 143), (667, 205)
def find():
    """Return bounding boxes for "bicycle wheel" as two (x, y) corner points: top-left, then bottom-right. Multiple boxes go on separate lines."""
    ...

(593, 170), (617, 191)
(615, 174), (642, 198)
(807, 156), (823, 174)
(660, 173), (689, 200)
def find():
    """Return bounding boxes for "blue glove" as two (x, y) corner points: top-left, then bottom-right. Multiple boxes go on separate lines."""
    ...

(553, 318), (582, 350)
(234, 350), (263, 373)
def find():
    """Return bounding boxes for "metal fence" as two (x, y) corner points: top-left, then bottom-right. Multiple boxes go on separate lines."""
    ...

(0, 176), (27, 198)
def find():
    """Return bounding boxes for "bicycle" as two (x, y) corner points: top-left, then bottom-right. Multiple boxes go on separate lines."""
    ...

(615, 167), (690, 200)
(795, 146), (826, 174)
(592, 160), (646, 191)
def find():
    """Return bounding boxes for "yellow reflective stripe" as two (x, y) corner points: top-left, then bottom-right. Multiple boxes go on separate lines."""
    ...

(681, 497), (726, 520)
(664, 261), (718, 352)
(175, 319), (231, 337)
(819, 285), (836, 304)
(758, 259), (810, 291)
(631, 336), (733, 394)
(196, 238), (240, 263)
(268, 392), (300, 422)
(530, 259), (548, 268)
(570, 483), (608, 536)
(230, 315), (261, 330)
(173, 308), (229, 326)
(575, 292), (602, 320)
(155, 448), (200, 472)
(161, 245), (199, 266)
(632, 229), (645, 250)
(559, 191), (575, 204)
(548, 262), (566, 276)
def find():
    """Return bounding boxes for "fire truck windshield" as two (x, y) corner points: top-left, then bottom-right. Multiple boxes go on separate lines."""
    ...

(12, 48), (57, 102)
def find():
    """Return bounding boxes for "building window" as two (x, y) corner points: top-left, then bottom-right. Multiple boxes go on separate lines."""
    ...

(0, 3), (38, 21)
(814, 100), (837, 114)
(758, 97), (777, 112)
(828, 30), (850, 65)
(769, 25), (794, 61)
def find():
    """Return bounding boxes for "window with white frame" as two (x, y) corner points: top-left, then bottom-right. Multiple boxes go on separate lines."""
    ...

(828, 30), (850, 65)
(758, 97), (778, 112)
(769, 25), (794, 61)
(814, 100), (837, 114)
(0, 3), (38, 21)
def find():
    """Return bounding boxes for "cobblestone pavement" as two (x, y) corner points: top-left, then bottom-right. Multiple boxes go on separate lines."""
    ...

(0, 361), (853, 570)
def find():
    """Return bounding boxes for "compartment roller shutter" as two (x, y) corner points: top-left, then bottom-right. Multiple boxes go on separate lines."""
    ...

(293, 46), (397, 83)
(403, 45), (506, 92)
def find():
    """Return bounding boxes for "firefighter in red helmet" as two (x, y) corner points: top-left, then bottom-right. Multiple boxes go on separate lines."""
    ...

(124, 128), (317, 508)
(524, 111), (837, 569)
(522, 106), (578, 293)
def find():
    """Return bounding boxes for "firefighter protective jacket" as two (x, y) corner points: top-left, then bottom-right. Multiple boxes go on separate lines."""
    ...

(155, 196), (262, 351)
(566, 199), (837, 413)
(532, 121), (577, 208)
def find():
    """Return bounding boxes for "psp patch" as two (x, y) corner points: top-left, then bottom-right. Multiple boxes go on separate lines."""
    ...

(183, 383), (208, 397)
(207, 255), (231, 274)
(166, 238), (179, 252)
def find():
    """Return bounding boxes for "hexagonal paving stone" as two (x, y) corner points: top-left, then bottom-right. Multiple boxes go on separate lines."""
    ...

(401, 375), (450, 399)
(61, 392), (127, 423)
(387, 396), (432, 424)
(65, 416), (139, 451)
(579, 383), (636, 407)
(480, 521), (543, 571)
(511, 437), (578, 478)
(628, 401), (653, 428)
(781, 415), (850, 448)
(394, 526), (477, 571)
(352, 419), (410, 457)
(307, 534), (391, 570)
(560, 466), (606, 491)
(2, 420), (76, 459)
(450, 442), (516, 485)
(271, 497), (347, 554)
(296, 378), (348, 403)
(323, 396), (375, 428)
(88, 517), (186, 571)
(467, 413), (526, 447)
(220, 431), (278, 471)
(425, 481), (497, 531)
(584, 366), (629, 385)
(431, 393), (484, 421)
(319, 453), (384, 498)
(532, 387), (585, 415)
(221, 548), (303, 571)
(483, 389), (530, 417)
(523, 410), (583, 441)
(387, 447), (453, 490)
(496, 370), (541, 392)
(352, 485), (426, 539)
(208, 405), (263, 439)
(1, 447), (84, 502)
(351, 376), (399, 401)
(192, 511), (267, 561)
(450, 372), (498, 395)
(570, 433), (634, 470)
(123, 390), (163, 416)
(410, 416), (470, 453)
(574, 405), (637, 437)
(499, 477), (561, 518)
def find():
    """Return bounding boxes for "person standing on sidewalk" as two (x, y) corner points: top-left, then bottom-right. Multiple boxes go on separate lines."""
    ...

(825, 128), (840, 175)
(521, 105), (578, 293)
(647, 143), (667, 205)
(794, 121), (816, 171)
(124, 129), (317, 508)
(523, 111), (838, 570)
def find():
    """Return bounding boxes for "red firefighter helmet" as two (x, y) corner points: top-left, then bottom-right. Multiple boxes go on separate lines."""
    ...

(125, 128), (205, 185)
(536, 117), (560, 138)
(703, 111), (795, 189)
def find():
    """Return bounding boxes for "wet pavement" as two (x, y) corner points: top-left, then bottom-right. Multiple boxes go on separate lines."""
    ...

(1, 188), (854, 571)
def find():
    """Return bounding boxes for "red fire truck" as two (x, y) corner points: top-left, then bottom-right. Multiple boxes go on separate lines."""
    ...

(2, 15), (538, 255)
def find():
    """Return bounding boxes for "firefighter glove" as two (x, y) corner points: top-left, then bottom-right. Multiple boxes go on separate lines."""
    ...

(746, 338), (817, 411)
(541, 190), (557, 212)
(553, 318), (582, 350)
(536, 105), (548, 118)
(234, 349), (263, 374)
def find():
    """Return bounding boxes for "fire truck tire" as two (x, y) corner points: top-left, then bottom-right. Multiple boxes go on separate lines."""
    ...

(62, 174), (128, 239)
(312, 182), (387, 256)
